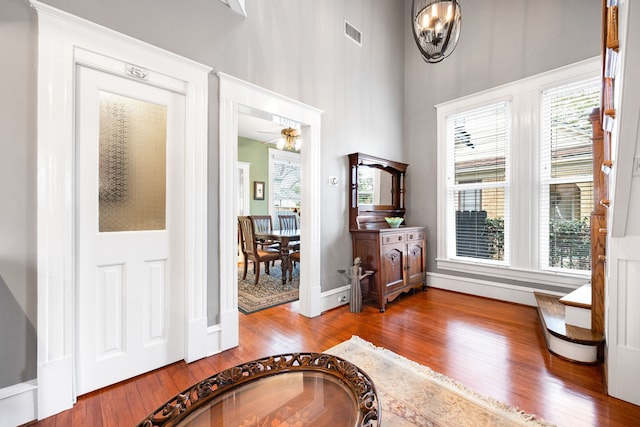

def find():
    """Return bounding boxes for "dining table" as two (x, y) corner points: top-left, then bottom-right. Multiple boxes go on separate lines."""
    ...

(254, 228), (300, 285)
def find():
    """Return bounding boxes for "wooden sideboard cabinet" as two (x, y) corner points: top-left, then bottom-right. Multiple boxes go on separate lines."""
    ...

(351, 226), (427, 312)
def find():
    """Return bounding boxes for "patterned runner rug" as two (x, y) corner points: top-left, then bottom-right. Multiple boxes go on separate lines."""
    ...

(326, 336), (554, 426)
(237, 261), (299, 314)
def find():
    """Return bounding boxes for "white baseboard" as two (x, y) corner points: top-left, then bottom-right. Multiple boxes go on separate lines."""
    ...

(0, 380), (37, 426)
(319, 285), (351, 313)
(206, 324), (223, 357)
(318, 273), (552, 313)
(186, 316), (208, 363)
(37, 356), (74, 420)
(218, 308), (239, 351)
(427, 272), (565, 306)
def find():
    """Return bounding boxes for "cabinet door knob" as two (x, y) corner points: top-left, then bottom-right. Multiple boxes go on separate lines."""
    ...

(398, 236), (402, 241)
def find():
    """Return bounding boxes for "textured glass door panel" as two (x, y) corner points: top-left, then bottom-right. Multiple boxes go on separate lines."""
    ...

(99, 91), (167, 232)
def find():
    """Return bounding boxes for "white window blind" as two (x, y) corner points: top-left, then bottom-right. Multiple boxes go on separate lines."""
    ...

(445, 101), (510, 263)
(269, 149), (301, 215)
(539, 77), (600, 271)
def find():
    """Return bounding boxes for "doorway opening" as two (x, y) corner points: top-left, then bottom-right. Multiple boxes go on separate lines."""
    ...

(237, 112), (302, 313)
(218, 73), (323, 352)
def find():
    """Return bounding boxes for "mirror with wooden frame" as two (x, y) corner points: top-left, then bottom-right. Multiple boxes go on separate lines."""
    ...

(348, 152), (408, 230)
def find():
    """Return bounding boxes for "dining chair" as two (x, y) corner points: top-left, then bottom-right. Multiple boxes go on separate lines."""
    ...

(278, 214), (299, 231)
(251, 215), (279, 267)
(289, 250), (301, 282)
(278, 214), (301, 252)
(238, 216), (281, 285)
(251, 215), (279, 250)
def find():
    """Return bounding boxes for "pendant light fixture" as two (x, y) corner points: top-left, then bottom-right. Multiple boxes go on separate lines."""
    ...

(411, 0), (462, 63)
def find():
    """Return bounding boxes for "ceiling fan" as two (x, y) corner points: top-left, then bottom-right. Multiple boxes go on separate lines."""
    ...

(259, 127), (302, 151)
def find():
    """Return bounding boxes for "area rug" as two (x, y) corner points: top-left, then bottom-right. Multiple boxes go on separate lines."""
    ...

(237, 262), (299, 314)
(325, 336), (554, 427)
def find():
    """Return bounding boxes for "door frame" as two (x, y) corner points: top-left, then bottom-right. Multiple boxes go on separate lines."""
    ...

(237, 161), (251, 217)
(237, 161), (251, 263)
(33, 1), (211, 419)
(218, 73), (323, 350)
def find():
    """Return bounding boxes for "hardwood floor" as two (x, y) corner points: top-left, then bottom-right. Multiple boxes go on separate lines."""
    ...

(34, 288), (639, 426)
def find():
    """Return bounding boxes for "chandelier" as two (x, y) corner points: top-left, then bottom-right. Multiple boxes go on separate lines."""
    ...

(411, 0), (462, 63)
(277, 127), (302, 151)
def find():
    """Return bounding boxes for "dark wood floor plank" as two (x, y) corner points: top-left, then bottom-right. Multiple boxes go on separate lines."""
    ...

(68, 394), (87, 427)
(110, 382), (139, 426)
(32, 288), (640, 426)
(120, 380), (149, 424)
(82, 390), (103, 427)
(137, 370), (178, 415)
(99, 384), (135, 427)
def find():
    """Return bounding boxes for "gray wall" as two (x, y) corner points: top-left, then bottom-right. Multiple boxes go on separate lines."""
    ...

(0, 275), (37, 388)
(237, 137), (271, 216)
(403, 0), (601, 289)
(0, 0), (37, 387)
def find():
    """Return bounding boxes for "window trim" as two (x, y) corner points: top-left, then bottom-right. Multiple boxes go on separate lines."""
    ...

(435, 57), (599, 287)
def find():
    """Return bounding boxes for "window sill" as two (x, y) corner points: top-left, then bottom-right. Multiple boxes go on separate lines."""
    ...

(435, 258), (589, 290)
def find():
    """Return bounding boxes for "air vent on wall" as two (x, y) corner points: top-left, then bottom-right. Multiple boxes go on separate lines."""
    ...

(345, 20), (362, 46)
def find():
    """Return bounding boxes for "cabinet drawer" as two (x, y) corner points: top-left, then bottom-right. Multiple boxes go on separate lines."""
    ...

(406, 230), (425, 242)
(381, 232), (405, 246)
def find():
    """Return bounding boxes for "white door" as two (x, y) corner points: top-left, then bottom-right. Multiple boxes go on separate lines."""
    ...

(75, 66), (186, 395)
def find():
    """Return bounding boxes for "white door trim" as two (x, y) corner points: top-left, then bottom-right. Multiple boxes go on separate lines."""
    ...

(218, 74), (323, 350)
(32, 1), (211, 419)
(237, 161), (251, 217)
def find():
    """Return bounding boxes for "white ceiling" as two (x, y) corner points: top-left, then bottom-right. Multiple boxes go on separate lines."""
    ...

(237, 113), (283, 143)
(237, 107), (302, 144)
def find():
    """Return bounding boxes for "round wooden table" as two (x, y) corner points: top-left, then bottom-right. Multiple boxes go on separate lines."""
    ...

(137, 353), (380, 427)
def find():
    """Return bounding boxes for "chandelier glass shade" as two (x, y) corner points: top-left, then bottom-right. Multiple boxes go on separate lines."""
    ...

(411, 0), (462, 63)
(277, 127), (302, 151)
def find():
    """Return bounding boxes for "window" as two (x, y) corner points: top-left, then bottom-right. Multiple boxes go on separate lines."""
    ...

(268, 148), (301, 218)
(540, 79), (600, 271)
(446, 101), (510, 263)
(436, 58), (599, 283)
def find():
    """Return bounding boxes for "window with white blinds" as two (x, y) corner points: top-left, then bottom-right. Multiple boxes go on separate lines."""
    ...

(445, 101), (510, 264)
(436, 58), (599, 282)
(268, 149), (301, 215)
(539, 77), (600, 272)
